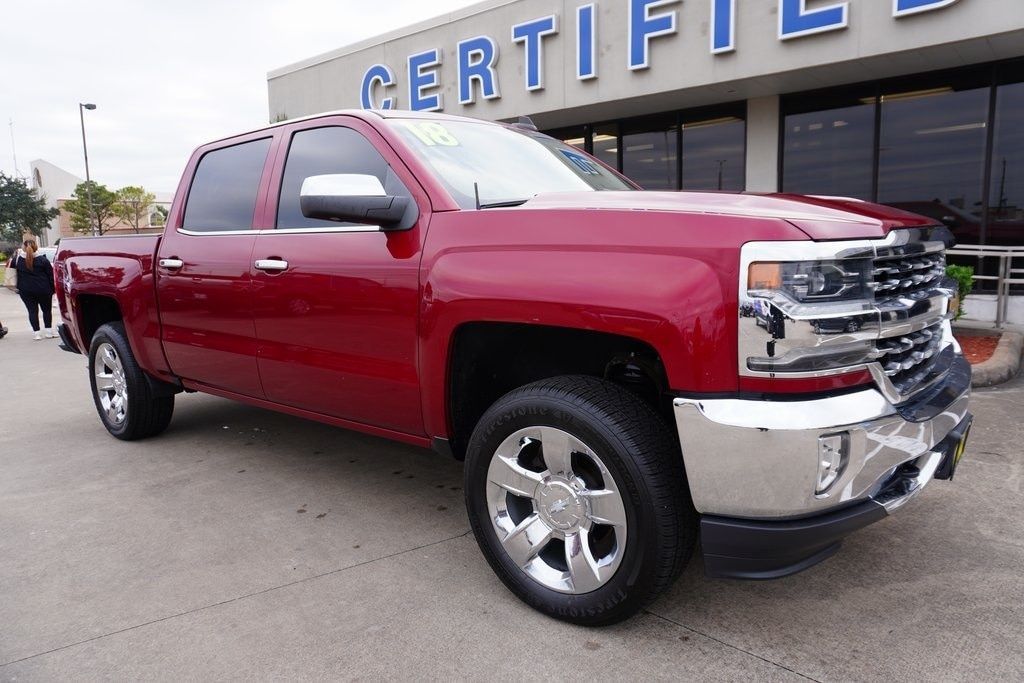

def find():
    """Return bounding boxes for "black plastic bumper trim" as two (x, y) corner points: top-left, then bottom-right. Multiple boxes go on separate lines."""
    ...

(934, 413), (973, 481)
(701, 500), (888, 580)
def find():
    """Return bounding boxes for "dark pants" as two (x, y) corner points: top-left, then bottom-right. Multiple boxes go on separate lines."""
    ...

(19, 291), (53, 331)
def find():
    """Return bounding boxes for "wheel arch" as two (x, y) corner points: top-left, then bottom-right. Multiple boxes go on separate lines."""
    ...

(441, 321), (672, 460)
(76, 293), (123, 347)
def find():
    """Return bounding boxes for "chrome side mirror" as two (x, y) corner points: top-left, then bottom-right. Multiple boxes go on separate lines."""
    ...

(299, 174), (413, 229)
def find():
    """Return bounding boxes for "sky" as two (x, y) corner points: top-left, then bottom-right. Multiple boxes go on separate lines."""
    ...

(0, 0), (478, 194)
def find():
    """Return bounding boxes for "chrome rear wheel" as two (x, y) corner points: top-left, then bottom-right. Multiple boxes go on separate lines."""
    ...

(94, 342), (128, 425)
(88, 322), (175, 441)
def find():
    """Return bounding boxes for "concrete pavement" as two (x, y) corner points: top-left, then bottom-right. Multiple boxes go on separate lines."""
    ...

(1, 288), (1022, 681)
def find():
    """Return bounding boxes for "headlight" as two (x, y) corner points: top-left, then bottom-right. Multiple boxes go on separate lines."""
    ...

(748, 259), (873, 303)
(743, 257), (878, 376)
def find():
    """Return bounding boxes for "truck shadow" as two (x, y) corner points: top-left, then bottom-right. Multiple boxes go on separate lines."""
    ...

(156, 392), (1015, 679)
(163, 393), (461, 474)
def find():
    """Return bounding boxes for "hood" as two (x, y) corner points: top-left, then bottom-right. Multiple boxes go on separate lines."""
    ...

(522, 191), (937, 241)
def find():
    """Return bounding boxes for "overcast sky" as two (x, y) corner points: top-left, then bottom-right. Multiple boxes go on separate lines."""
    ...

(0, 0), (477, 194)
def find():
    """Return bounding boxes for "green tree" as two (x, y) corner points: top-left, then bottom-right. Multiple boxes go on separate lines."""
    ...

(64, 181), (117, 235)
(0, 172), (59, 243)
(112, 186), (156, 233)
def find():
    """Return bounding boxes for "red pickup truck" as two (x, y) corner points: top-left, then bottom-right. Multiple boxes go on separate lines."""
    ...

(54, 110), (972, 625)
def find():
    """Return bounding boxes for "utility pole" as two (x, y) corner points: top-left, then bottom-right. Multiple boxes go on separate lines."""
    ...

(997, 157), (1007, 219)
(79, 103), (97, 235)
(8, 119), (20, 177)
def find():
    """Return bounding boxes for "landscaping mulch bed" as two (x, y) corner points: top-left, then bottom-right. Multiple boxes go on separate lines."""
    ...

(955, 333), (1000, 365)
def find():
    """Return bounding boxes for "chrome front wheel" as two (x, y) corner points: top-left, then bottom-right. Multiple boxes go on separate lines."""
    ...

(465, 375), (696, 626)
(487, 426), (628, 594)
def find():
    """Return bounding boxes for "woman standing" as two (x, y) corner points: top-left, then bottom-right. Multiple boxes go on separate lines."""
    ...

(14, 239), (56, 340)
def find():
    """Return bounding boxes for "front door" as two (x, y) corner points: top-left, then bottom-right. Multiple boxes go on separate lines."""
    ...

(251, 120), (426, 434)
(156, 134), (275, 398)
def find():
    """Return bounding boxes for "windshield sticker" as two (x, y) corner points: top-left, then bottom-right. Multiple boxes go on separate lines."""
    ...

(558, 148), (601, 175)
(403, 121), (460, 147)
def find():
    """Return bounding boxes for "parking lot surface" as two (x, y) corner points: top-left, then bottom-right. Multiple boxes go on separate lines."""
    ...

(1, 289), (1022, 681)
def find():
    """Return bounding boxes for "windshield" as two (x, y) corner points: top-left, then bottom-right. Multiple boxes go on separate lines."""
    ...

(386, 118), (633, 209)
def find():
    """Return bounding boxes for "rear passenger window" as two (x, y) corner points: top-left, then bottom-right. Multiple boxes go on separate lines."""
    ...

(277, 126), (410, 229)
(183, 138), (271, 231)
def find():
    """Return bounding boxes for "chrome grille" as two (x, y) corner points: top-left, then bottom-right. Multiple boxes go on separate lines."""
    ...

(870, 238), (952, 401)
(873, 322), (945, 396)
(872, 251), (946, 298)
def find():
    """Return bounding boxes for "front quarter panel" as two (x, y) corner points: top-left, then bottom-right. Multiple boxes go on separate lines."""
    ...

(418, 207), (808, 438)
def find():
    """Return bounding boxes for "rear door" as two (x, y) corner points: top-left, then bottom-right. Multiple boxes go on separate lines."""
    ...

(250, 117), (428, 434)
(156, 133), (277, 397)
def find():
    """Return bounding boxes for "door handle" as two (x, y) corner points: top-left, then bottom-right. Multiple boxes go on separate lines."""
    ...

(158, 258), (184, 269)
(254, 259), (289, 272)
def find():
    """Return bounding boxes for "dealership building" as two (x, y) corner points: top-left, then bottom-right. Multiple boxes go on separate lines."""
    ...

(268, 0), (1024, 247)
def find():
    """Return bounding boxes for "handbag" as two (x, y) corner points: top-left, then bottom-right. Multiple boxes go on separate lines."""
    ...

(3, 259), (16, 291)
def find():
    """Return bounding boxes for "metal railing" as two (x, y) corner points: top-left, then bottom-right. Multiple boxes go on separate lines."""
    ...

(946, 244), (1024, 328)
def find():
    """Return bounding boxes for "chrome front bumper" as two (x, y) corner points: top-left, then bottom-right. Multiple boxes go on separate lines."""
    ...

(673, 356), (971, 520)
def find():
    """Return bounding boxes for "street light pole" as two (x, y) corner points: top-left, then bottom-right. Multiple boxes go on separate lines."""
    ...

(79, 103), (97, 235)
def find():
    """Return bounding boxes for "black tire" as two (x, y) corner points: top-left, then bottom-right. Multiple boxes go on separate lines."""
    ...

(464, 375), (696, 626)
(88, 322), (174, 440)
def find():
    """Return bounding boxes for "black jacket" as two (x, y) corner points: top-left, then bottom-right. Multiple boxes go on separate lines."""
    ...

(14, 254), (55, 296)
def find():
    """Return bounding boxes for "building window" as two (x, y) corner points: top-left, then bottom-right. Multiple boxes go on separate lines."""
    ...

(781, 62), (1024, 246)
(877, 80), (989, 244)
(546, 125), (589, 152)
(989, 73), (1024, 245)
(547, 103), (747, 191)
(782, 87), (875, 199)
(622, 113), (677, 190)
(591, 123), (619, 175)
(681, 113), (745, 192)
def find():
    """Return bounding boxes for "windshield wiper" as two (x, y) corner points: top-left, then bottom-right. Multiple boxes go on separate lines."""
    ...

(473, 181), (529, 210)
(478, 199), (530, 209)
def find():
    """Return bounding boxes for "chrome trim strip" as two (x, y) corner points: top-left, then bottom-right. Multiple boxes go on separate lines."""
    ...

(263, 225), (382, 234)
(177, 228), (261, 237)
(177, 225), (381, 237)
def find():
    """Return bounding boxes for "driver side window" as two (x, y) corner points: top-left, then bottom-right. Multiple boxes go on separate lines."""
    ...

(276, 126), (411, 229)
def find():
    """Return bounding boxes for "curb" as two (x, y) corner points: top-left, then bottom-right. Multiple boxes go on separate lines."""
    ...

(970, 330), (1023, 388)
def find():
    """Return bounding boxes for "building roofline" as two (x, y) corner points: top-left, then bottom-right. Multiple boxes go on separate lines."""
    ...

(266, 0), (518, 80)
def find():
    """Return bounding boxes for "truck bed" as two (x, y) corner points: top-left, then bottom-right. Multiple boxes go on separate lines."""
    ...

(54, 233), (168, 377)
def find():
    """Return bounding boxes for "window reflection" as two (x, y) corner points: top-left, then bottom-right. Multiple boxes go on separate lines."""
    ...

(990, 80), (1024, 245)
(682, 117), (745, 191)
(878, 85), (989, 245)
(622, 115), (677, 190)
(783, 101), (874, 199)
(592, 124), (618, 174)
(547, 125), (588, 152)
(542, 104), (746, 192)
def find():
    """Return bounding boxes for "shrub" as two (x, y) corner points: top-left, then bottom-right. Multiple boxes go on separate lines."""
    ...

(946, 264), (974, 319)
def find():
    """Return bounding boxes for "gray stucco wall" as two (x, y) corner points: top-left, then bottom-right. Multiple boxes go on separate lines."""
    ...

(268, 0), (1024, 128)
